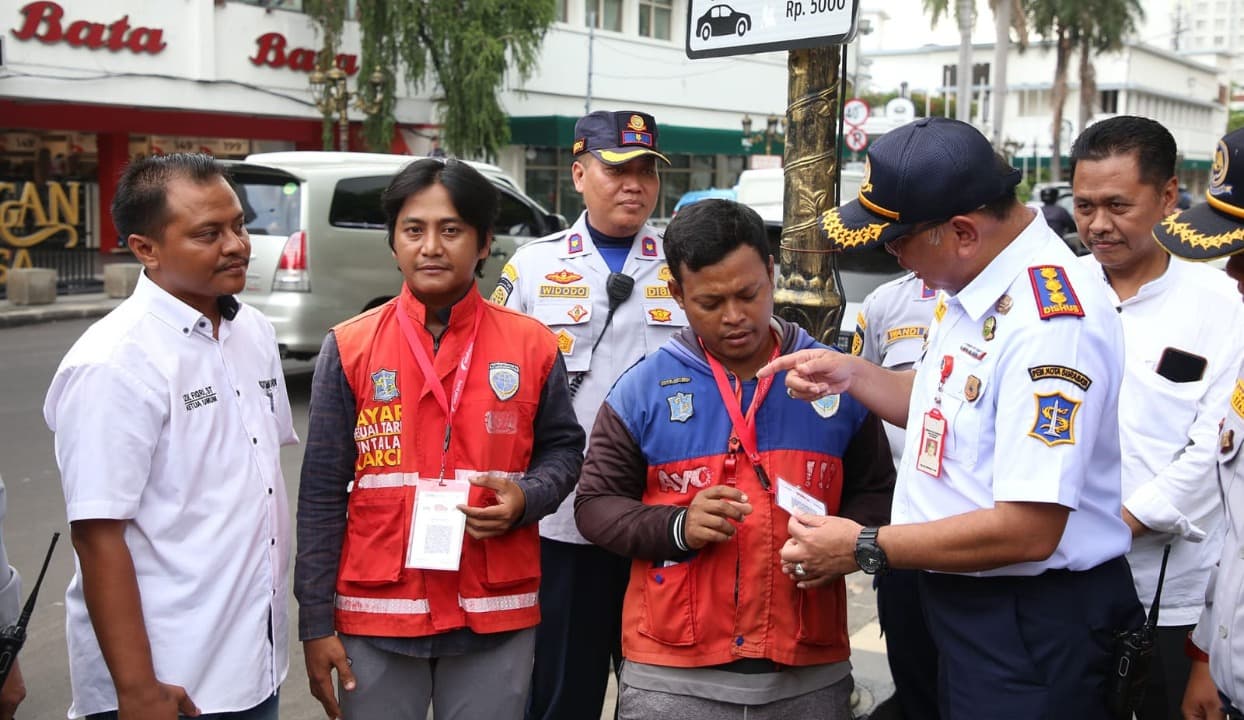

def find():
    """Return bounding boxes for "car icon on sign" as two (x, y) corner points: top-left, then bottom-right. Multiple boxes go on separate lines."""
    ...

(696, 4), (751, 41)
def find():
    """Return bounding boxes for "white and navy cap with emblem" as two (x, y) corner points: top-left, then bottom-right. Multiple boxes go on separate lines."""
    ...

(1154, 126), (1244, 260)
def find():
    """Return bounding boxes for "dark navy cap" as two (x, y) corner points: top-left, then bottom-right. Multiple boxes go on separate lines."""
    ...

(1154, 127), (1244, 260)
(820, 117), (1021, 250)
(572, 110), (671, 166)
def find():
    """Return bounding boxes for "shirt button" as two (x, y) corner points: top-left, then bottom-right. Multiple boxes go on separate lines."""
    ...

(1239, 547), (1244, 560)
(182, 328), (190, 334)
(236, 390), (241, 397)
(268, 488), (273, 495)
(198, 320), (207, 328)
(252, 437), (258, 445)
(735, 636), (744, 646)
(270, 538), (276, 546)
(1220, 625), (1229, 639)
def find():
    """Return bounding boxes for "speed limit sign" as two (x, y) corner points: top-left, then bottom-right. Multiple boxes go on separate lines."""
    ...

(845, 127), (868, 152)
(843, 98), (870, 128)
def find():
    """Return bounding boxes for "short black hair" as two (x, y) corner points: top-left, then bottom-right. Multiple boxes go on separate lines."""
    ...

(1070, 116), (1177, 191)
(112, 153), (229, 240)
(663, 199), (770, 283)
(382, 158), (498, 251)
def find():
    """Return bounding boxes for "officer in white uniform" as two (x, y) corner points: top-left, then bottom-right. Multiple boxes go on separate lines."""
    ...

(852, 274), (941, 720)
(493, 110), (688, 720)
(1071, 116), (1244, 720)
(1156, 126), (1244, 720)
(764, 117), (1143, 719)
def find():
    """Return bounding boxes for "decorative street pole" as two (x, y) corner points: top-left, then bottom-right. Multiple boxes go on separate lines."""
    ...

(309, 64), (386, 152)
(773, 46), (845, 346)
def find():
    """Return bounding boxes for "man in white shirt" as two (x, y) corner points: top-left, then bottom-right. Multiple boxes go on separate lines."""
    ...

(1070, 116), (1244, 720)
(44, 153), (297, 720)
(763, 117), (1143, 718)
(1157, 126), (1244, 720)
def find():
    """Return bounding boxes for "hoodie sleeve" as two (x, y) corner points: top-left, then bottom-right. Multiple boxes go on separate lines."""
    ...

(838, 410), (895, 527)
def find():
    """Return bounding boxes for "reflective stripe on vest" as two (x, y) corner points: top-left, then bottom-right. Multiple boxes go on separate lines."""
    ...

(335, 591), (538, 615)
(354, 472), (419, 489)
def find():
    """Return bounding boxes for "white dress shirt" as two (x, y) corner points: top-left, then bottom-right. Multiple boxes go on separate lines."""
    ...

(855, 272), (937, 470)
(1083, 254), (1242, 625)
(1192, 360), (1244, 704)
(892, 213), (1132, 575)
(44, 273), (297, 717)
(498, 212), (686, 543)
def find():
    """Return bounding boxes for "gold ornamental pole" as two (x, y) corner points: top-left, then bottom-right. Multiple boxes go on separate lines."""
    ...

(774, 46), (844, 346)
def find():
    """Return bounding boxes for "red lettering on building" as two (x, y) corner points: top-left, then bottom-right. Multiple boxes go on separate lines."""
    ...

(10, 1), (166, 55)
(249, 32), (359, 76)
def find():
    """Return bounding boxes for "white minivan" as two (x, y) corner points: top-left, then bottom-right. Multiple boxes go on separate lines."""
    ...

(229, 152), (564, 359)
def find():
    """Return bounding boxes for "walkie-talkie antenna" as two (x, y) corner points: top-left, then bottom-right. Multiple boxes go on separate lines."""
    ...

(1147, 544), (1172, 631)
(0, 532), (60, 687)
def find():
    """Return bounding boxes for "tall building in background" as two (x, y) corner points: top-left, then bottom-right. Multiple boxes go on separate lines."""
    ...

(1174, 0), (1244, 106)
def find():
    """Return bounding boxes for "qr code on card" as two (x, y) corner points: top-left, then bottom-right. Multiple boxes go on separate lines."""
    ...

(425, 523), (455, 555)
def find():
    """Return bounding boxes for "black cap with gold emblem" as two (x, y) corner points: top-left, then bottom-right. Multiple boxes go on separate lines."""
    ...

(572, 110), (671, 166)
(1154, 127), (1244, 260)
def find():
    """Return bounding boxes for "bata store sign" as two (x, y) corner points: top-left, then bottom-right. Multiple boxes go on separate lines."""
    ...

(250, 32), (359, 76)
(10, 1), (167, 55)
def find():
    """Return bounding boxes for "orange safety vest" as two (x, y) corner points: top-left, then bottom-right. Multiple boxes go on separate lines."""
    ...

(622, 452), (851, 668)
(332, 287), (558, 637)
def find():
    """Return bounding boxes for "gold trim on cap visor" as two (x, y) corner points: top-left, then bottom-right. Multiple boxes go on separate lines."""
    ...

(595, 147), (671, 164)
(820, 208), (889, 249)
(1207, 192), (1244, 221)
(1157, 214), (1244, 252)
(858, 192), (901, 221)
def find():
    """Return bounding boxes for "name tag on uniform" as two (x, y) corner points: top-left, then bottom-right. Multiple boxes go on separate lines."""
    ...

(776, 477), (827, 517)
(406, 478), (470, 571)
(916, 408), (947, 478)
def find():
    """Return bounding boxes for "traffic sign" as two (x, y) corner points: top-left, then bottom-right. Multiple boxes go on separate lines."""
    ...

(686, 0), (862, 60)
(845, 127), (868, 152)
(843, 98), (870, 128)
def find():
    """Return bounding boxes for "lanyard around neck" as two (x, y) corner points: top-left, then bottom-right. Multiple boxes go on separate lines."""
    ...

(395, 291), (484, 479)
(701, 333), (780, 491)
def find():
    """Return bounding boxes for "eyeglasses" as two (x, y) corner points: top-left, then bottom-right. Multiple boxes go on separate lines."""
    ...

(884, 220), (945, 256)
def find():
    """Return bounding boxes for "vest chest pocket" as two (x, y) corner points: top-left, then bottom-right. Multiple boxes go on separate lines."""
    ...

(638, 559), (698, 646)
(339, 486), (413, 585)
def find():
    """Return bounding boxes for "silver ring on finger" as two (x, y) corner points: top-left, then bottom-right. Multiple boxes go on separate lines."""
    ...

(794, 562), (807, 578)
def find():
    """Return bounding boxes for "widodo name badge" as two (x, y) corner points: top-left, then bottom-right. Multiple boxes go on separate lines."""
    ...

(917, 355), (954, 478)
(407, 476), (471, 571)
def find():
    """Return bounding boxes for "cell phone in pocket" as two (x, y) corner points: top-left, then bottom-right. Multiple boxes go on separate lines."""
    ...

(1155, 347), (1208, 383)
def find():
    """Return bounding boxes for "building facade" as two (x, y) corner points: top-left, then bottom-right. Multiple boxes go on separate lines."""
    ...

(0, 0), (789, 293)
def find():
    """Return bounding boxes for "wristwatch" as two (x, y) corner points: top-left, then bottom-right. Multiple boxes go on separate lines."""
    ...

(854, 527), (889, 575)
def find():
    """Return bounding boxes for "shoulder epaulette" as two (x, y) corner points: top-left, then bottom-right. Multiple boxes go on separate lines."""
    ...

(1027, 265), (1084, 320)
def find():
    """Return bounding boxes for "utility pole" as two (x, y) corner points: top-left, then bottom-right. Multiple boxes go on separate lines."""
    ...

(956, 0), (973, 122)
(585, 10), (595, 114)
(773, 46), (845, 345)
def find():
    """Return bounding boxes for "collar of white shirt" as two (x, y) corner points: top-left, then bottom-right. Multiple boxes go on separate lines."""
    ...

(953, 212), (1052, 322)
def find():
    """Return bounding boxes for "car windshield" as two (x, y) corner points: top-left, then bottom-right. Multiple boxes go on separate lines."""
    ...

(230, 171), (302, 237)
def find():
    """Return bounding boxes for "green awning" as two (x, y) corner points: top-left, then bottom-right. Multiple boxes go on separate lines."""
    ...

(509, 115), (780, 156)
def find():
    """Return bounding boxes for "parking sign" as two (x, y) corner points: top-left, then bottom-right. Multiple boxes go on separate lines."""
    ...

(686, 0), (861, 60)
(843, 98), (869, 128)
(845, 127), (868, 152)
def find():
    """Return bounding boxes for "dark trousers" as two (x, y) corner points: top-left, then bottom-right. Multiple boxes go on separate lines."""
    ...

(526, 538), (631, 720)
(919, 557), (1144, 720)
(873, 568), (941, 720)
(1136, 624), (1195, 720)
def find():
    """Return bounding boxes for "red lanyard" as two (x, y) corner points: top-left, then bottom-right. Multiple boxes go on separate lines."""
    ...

(702, 334), (780, 491)
(395, 290), (484, 480)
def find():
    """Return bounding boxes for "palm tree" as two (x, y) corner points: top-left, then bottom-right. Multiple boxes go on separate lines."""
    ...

(1028, 0), (1142, 181)
(922, 0), (1028, 137)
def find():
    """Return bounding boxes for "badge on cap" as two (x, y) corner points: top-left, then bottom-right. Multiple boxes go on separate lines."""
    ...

(371, 369), (399, 402)
(668, 392), (694, 423)
(489, 362), (520, 401)
(1028, 392), (1080, 447)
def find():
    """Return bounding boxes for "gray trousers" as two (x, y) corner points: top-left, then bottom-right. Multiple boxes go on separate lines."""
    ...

(617, 674), (854, 720)
(339, 628), (536, 720)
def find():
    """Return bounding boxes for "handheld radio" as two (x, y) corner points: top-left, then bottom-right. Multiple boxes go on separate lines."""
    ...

(0, 532), (60, 687)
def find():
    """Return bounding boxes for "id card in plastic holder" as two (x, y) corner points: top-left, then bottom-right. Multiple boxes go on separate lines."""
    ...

(916, 408), (947, 478)
(406, 478), (470, 571)
(776, 476), (827, 517)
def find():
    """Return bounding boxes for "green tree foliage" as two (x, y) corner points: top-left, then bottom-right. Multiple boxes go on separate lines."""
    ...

(309, 0), (555, 159)
(1230, 110), (1244, 134)
(304, 0), (346, 150)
